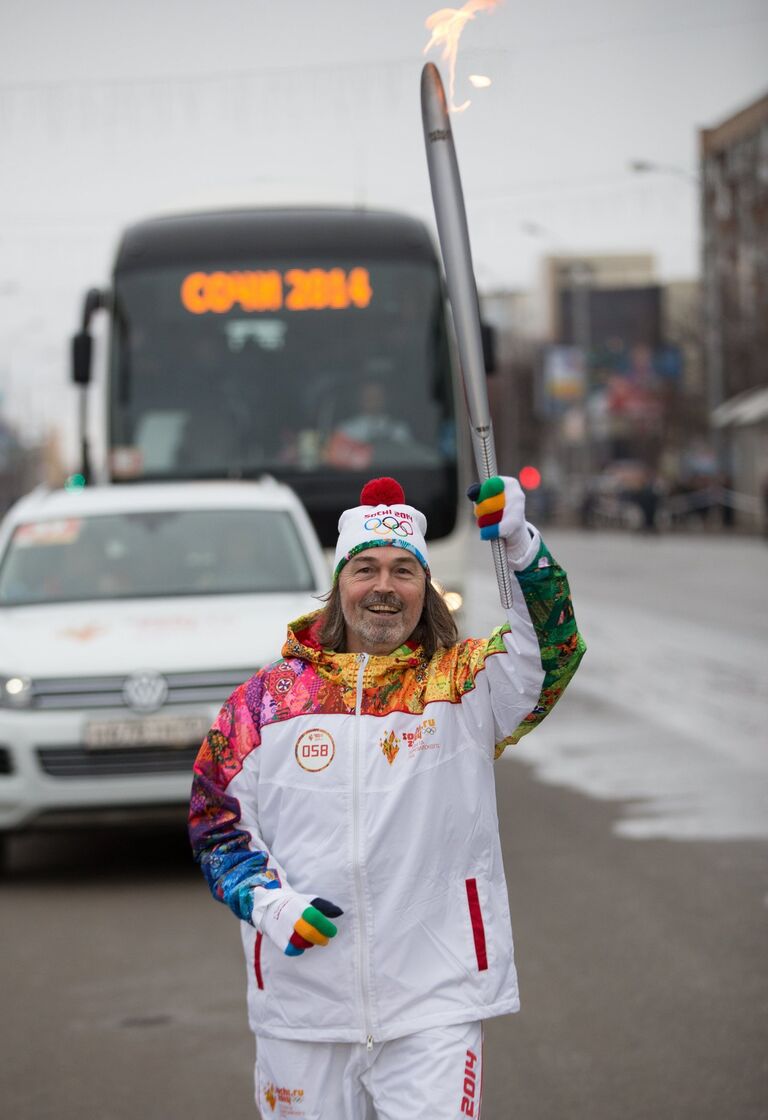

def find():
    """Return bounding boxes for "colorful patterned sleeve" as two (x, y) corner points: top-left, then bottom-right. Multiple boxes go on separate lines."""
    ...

(449, 538), (585, 759)
(494, 538), (585, 757)
(188, 676), (282, 923)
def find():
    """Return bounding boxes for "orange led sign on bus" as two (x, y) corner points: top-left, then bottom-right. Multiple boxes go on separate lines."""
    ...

(180, 268), (373, 314)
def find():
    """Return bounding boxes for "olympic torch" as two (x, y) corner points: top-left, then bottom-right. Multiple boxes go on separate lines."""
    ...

(420, 61), (514, 608)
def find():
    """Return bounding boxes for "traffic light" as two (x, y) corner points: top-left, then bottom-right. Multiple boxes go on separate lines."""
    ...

(519, 465), (541, 491)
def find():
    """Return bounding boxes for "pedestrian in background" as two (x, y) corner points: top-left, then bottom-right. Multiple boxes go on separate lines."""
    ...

(189, 474), (585, 1118)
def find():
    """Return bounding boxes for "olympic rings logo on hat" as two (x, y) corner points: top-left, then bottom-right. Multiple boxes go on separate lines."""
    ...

(363, 515), (414, 538)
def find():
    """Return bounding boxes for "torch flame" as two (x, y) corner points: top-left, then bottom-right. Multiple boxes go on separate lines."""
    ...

(423, 1), (501, 112)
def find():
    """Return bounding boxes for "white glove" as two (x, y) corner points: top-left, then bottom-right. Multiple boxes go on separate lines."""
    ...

(261, 890), (343, 957)
(468, 475), (534, 565)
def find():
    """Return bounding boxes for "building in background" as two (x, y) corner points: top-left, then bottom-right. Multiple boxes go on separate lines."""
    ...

(478, 289), (541, 471)
(0, 413), (50, 514)
(661, 278), (708, 471)
(537, 255), (709, 515)
(479, 289), (554, 522)
(701, 90), (768, 525)
(480, 257), (710, 524)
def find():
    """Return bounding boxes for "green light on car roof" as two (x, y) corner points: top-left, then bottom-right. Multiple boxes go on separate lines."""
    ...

(64, 474), (86, 492)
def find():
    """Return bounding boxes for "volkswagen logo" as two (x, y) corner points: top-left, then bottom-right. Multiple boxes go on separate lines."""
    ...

(123, 671), (168, 713)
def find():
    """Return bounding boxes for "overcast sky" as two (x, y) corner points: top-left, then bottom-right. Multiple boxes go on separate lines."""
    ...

(1, 0), (766, 453)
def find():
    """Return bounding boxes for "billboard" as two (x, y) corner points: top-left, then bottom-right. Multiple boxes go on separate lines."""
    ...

(539, 346), (586, 415)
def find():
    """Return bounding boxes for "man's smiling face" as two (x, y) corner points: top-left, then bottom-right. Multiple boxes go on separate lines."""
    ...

(338, 547), (427, 655)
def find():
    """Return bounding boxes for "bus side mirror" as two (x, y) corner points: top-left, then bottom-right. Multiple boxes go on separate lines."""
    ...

(481, 322), (497, 375)
(72, 287), (108, 385)
(72, 330), (92, 385)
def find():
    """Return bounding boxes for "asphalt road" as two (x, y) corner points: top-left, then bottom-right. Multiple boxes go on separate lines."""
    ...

(2, 764), (765, 1119)
(1, 529), (766, 1118)
(487, 757), (768, 1119)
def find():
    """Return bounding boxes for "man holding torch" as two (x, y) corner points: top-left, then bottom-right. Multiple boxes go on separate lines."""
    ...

(190, 467), (584, 1117)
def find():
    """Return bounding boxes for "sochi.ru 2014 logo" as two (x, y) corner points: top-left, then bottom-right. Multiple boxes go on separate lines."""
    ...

(403, 718), (438, 754)
(295, 728), (335, 772)
(262, 1082), (305, 1114)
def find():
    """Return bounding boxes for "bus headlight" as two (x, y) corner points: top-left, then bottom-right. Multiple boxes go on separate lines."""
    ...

(432, 582), (463, 613)
(442, 590), (463, 613)
(1, 676), (33, 708)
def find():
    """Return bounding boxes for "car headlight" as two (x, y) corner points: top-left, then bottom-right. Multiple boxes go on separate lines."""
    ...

(0, 676), (33, 708)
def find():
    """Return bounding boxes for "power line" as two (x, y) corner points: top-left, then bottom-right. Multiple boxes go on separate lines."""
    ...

(0, 13), (765, 93)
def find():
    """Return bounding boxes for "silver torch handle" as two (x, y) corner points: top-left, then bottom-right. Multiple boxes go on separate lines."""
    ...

(420, 61), (514, 608)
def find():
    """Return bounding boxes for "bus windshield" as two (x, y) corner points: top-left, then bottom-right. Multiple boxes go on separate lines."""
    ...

(108, 256), (458, 544)
(108, 256), (456, 548)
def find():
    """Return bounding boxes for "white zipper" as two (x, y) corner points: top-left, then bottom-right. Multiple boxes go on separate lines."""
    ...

(352, 652), (374, 1048)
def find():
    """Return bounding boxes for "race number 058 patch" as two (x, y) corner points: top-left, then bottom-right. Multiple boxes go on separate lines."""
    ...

(295, 728), (336, 772)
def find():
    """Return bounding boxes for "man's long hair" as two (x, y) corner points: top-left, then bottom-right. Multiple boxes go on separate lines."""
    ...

(317, 579), (458, 660)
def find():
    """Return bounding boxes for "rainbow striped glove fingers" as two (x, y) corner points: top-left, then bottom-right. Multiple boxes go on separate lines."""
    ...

(263, 892), (343, 959)
(285, 897), (343, 958)
(468, 476), (526, 543)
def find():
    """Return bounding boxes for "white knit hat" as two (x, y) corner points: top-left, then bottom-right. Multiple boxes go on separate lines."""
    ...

(333, 477), (430, 580)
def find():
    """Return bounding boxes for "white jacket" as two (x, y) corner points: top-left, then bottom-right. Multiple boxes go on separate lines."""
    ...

(189, 534), (585, 1043)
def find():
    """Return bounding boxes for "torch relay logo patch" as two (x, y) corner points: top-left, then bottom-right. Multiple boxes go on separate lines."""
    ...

(380, 730), (400, 765)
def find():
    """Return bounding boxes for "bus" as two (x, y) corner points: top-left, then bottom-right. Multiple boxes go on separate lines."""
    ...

(72, 207), (491, 602)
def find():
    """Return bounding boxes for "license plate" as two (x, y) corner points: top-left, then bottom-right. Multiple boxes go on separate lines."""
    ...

(84, 715), (210, 749)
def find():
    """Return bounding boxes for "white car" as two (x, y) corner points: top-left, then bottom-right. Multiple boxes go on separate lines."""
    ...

(0, 479), (329, 861)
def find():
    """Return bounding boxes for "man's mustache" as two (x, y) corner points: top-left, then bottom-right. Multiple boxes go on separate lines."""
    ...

(361, 593), (403, 610)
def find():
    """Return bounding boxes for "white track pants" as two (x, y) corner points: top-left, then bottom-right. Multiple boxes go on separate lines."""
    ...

(255, 1021), (483, 1119)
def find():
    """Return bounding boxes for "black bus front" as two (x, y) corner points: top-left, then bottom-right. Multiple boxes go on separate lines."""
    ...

(105, 209), (460, 549)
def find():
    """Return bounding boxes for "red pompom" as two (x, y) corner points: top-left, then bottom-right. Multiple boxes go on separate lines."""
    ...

(360, 477), (405, 506)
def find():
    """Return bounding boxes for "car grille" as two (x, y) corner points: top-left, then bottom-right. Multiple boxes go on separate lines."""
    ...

(37, 744), (200, 778)
(31, 803), (189, 828)
(28, 669), (255, 710)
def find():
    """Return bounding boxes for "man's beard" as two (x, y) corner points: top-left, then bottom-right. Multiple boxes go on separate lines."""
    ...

(344, 592), (415, 652)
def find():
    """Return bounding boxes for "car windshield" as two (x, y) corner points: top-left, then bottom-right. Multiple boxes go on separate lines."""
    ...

(0, 508), (316, 605)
